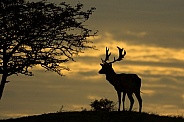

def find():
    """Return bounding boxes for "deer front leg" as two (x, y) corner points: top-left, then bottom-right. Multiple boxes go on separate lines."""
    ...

(122, 92), (126, 111)
(117, 91), (121, 112)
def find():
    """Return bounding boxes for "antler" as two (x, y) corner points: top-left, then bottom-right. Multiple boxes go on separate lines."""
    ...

(101, 46), (126, 64)
(101, 47), (111, 63)
(109, 46), (126, 63)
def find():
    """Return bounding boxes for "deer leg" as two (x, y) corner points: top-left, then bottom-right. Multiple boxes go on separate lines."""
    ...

(117, 91), (121, 112)
(135, 91), (142, 112)
(127, 93), (134, 111)
(122, 92), (126, 111)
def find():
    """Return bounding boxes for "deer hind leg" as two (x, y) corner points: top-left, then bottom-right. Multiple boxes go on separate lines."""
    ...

(135, 91), (142, 112)
(117, 91), (121, 112)
(127, 92), (134, 111)
(122, 92), (126, 111)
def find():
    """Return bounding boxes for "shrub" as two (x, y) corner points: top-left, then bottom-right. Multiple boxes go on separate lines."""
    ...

(90, 98), (116, 112)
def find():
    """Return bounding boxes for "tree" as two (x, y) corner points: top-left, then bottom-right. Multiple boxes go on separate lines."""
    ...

(90, 98), (116, 112)
(0, 0), (97, 99)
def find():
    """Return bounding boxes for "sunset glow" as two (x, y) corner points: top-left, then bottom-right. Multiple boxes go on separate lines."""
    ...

(0, 0), (184, 119)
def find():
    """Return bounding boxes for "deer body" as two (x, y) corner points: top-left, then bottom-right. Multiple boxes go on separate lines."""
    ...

(99, 47), (142, 112)
(107, 73), (141, 92)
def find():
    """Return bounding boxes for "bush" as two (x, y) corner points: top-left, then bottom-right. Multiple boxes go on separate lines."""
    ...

(90, 98), (116, 112)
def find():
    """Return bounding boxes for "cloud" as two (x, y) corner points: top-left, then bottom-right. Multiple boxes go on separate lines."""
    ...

(87, 95), (102, 100)
(124, 31), (147, 38)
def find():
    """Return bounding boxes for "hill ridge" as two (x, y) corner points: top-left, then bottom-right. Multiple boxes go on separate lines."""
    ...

(1, 111), (184, 122)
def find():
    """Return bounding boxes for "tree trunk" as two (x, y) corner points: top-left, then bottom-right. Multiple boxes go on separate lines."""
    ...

(0, 74), (7, 100)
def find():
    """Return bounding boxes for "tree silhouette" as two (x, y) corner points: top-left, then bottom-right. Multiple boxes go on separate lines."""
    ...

(0, 0), (97, 99)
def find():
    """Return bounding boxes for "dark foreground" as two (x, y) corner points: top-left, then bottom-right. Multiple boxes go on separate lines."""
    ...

(1, 111), (183, 122)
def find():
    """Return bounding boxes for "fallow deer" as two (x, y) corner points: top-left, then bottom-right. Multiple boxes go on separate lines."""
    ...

(99, 47), (142, 112)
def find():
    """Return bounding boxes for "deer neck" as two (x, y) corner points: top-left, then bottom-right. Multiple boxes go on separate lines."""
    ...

(105, 69), (116, 85)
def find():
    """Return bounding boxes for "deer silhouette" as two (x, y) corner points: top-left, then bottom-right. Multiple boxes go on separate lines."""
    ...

(99, 47), (142, 112)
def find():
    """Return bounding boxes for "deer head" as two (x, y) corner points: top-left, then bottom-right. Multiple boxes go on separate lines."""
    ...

(99, 47), (126, 74)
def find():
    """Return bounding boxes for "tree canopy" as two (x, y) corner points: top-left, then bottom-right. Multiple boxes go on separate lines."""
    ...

(0, 0), (96, 99)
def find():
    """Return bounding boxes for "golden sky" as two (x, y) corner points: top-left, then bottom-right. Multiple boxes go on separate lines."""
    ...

(0, 0), (184, 119)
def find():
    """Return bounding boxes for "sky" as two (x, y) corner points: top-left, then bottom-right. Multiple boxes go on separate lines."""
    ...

(0, 0), (184, 119)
